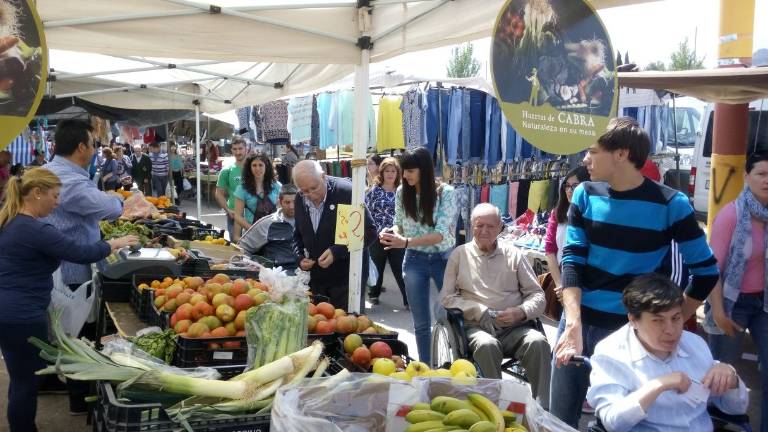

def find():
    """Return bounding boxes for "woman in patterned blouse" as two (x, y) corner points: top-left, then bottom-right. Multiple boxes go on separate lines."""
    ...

(379, 147), (457, 365)
(365, 157), (407, 307)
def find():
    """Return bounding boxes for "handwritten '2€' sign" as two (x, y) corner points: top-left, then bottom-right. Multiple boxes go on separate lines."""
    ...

(334, 204), (365, 251)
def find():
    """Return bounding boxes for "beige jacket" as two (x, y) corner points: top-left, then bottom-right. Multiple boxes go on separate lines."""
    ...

(439, 241), (545, 326)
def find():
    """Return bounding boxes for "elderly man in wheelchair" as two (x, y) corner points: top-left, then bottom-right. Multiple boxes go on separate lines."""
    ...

(587, 274), (749, 432)
(436, 203), (552, 407)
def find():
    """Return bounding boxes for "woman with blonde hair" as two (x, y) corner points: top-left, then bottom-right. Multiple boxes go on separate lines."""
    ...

(365, 157), (408, 307)
(0, 168), (137, 432)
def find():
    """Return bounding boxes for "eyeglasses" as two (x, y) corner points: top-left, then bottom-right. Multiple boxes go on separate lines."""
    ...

(565, 183), (580, 191)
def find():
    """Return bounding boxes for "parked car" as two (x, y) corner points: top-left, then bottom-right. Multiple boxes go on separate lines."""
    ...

(690, 99), (768, 219)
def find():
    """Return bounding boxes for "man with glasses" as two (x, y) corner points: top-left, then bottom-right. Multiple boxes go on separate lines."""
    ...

(43, 119), (123, 415)
(291, 160), (376, 311)
(439, 203), (551, 407)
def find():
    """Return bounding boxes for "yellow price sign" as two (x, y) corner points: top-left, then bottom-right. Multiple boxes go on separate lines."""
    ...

(335, 204), (365, 251)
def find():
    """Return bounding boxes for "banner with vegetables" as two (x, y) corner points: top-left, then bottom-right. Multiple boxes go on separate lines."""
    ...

(0, 0), (47, 150)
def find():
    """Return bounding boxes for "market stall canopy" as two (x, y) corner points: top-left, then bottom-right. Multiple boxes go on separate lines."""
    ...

(40, 0), (641, 63)
(618, 67), (768, 104)
(40, 0), (657, 113)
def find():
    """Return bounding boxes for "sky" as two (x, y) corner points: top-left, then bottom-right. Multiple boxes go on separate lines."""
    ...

(376, 0), (768, 80)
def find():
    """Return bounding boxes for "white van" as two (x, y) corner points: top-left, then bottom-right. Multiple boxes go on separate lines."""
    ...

(690, 99), (768, 218)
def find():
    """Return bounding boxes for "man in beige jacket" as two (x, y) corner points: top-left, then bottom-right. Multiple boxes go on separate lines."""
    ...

(439, 203), (551, 406)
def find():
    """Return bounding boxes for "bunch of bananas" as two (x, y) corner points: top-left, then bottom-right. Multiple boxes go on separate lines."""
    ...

(404, 394), (526, 432)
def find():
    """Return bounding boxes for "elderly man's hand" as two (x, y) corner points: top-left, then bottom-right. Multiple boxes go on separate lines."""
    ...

(496, 307), (526, 326)
(317, 248), (335, 268)
(703, 363), (739, 396)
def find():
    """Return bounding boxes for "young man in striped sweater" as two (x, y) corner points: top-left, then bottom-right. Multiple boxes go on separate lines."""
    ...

(550, 117), (722, 427)
(148, 141), (169, 198)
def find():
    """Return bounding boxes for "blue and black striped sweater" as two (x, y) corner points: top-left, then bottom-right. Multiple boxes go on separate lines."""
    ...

(561, 178), (720, 330)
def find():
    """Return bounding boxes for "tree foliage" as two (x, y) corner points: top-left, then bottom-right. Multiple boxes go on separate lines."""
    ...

(446, 43), (481, 78)
(643, 38), (704, 71)
(644, 61), (667, 71)
(669, 38), (705, 70)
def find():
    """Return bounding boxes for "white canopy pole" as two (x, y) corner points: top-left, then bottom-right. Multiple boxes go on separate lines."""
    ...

(348, 6), (372, 314)
(195, 102), (202, 220)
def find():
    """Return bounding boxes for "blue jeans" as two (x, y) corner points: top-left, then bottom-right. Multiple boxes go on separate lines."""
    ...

(549, 316), (615, 428)
(708, 293), (768, 432)
(468, 90), (486, 162)
(484, 97), (502, 166)
(446, 88), (464, 165)
(0, 321), (48, 432)
(152, 175), (168, 197)
(226, 214), (238, 240)
(426, 88), (450, 159)
(403, 249), (450, 364)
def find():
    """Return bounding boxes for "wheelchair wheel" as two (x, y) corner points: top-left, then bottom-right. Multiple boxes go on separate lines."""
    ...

(430, 321), (461, 370)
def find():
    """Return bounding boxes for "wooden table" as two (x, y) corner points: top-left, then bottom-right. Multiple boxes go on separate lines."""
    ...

(105, 302), (146, 338)
(188, 173), (219, 205)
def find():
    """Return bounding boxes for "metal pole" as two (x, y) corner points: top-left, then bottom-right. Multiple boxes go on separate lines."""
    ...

(348, 51), (370, 314)
(671, 94), (681, 191)
(195, 103), (202, 220)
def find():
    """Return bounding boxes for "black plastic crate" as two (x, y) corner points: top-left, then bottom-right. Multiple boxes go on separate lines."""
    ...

(95, 379), (269, 432)
(190, 227), (226, 241)
(181, 259), (259, 279)
(334, 338), (412, 373)
(97, 273), (134, 303)
(173, 334), (248, 368)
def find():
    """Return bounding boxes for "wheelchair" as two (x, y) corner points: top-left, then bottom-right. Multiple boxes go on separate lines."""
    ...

(572, 357), (753, 432)
(430, 307), (547, 382)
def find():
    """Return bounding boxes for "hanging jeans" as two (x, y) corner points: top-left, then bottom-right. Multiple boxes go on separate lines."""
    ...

(446, 89), (464, 165)
(505, 121), (518, 162)
(484, 97), (502, 166)
(469, 90), (486, 162)
(402, 249), (450, 365)
(426, 88), (450, 158)
(461, 90), (472, 163)
(0, 321), (48, 432)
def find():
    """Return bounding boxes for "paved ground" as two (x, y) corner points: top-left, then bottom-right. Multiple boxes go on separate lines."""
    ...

(1, 195), (762, 431)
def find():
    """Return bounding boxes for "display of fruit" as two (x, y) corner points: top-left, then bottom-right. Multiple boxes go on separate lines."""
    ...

(403, 394), (526, 432)
(386, 359), (480, 382)
(145, 274), (269, 347)
(306, 300), (394, 335)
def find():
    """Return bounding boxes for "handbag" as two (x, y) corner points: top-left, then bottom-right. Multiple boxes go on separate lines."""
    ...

(538, 272), (562, 321)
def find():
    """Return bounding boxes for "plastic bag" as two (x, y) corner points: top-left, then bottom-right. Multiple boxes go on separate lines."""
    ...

(271, 373), (577, 432)
(182, 177), (193, 191)
(367, 256), (378, 287)
(49, 267), (95, 336)
(101, 336), (221, 380)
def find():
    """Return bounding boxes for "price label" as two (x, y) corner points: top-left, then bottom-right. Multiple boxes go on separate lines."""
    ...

(335, 204), (365, 251)
(212, 351), (233, 360)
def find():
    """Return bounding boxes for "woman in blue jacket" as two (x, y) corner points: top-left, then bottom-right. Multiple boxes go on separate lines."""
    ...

(0, 168), (137, 432)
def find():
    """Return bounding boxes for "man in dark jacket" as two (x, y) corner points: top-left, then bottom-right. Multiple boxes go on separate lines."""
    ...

(131, 145), (152, 195)
(239, 184), (300, 272)
(292, 160), (376, 311)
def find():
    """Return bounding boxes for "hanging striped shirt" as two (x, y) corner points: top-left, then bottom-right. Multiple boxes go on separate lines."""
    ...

(561, 178), (719, 330)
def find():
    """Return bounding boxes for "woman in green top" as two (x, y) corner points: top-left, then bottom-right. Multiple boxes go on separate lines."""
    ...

(379, 147), (456, 365)
(169, 144), (184, 205)
(234, 152), (281, 236)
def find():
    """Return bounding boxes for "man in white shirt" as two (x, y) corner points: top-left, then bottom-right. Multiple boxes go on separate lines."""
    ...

(587, 273), (748, 432)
